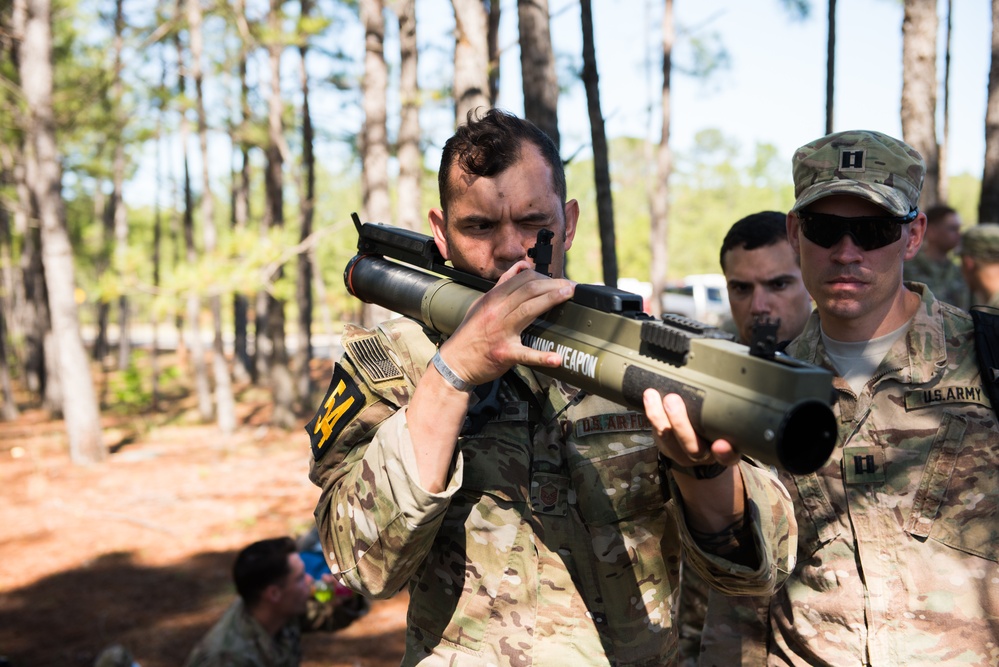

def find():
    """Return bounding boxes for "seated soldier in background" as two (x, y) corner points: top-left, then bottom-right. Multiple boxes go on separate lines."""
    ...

(903, 203), (969, 309)
(184, 537), (315, 667)
(959, 223), (999, 308)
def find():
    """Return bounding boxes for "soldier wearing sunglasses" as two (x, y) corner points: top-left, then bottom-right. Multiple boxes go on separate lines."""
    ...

(695, 131), (999, 666)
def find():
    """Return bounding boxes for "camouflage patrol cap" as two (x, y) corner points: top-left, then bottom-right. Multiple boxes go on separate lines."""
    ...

(961, 223), (999, 263)
(791, 130), (925, 217)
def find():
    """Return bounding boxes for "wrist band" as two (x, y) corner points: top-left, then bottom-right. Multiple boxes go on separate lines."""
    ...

(658, 453), (727, 480)
(431, 351), (474, 392)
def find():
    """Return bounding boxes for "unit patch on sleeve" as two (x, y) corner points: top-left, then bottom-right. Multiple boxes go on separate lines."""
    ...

(307, 364), (365, 461)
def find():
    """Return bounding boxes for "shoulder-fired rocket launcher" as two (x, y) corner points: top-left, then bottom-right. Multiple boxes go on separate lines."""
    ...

(343, 214), (837, 475)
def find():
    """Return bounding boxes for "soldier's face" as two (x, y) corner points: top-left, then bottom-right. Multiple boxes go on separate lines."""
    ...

(723, 240), (812, 344)
(788, 195), (925, 340)
(276, 553), (313, 618)
(429, 144), (579, 280)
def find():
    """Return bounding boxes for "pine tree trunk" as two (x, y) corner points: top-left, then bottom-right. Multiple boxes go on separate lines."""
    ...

(825, 0), (836, 135)
(296, 0), (315, 402)
(580, 0), (617, 288)
(111, 0), (130, 372)
(649, 0), (673, 318)
(901, 0), (939, 208)
(392, 0), (421, 231)
(982, 0), (999, 222)
(21, 0), (105, 463)
(176, 0), (212, 421)
(232, 0), (253, 384)
(451, 0), (490, 124)
(266, 0), (296, 428)
(518, 0), (559, 147)
(360, 0), (393, 327)
(190, 0), (235, 434)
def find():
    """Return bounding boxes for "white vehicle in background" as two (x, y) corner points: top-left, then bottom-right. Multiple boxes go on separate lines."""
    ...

(661, 274), (730, 326)
(617, 274), (731, 327)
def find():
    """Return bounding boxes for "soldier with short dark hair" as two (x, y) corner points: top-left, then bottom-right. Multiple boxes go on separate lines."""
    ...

(184, 537), (313, 667)
(307, 108), (797, 666)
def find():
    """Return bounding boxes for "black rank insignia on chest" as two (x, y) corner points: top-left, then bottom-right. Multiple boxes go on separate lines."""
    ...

(842, 446), (886, 485)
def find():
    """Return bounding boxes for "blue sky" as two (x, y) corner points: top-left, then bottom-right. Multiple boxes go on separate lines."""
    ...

(493, 0), (992, 178)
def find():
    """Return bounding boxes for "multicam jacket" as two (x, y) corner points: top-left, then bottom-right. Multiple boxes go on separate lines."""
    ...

(903, 254), (969, 310)
(698, 284), (999, 667)
(183, 599), (301, 667)
(308, 317), (796, 667)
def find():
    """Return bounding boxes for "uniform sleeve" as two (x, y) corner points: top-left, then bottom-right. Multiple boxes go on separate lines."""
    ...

(307, 321), (464, 599)
(668, 460), (797, 597)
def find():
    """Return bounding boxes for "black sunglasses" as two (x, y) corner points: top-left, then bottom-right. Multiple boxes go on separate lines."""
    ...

(797, 209), (918, 251)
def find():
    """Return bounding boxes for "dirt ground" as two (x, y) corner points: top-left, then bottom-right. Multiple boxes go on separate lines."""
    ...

(0, 359), (408, 667)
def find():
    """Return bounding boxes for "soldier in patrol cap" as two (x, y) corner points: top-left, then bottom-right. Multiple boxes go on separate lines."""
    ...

(696, 129), (999, 666)
(903, 204), (969, 309)
(960, 223), (999, 308)
(306, 108), (797, 666)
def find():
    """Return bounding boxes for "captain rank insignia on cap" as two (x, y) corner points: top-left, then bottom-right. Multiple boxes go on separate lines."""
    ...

(840, 149), (866, 171)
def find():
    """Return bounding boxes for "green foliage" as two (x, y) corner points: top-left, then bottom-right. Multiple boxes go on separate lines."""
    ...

(107, 361), (152, 414)
(948, 173), (983, 224)
(567, 133), (795, 285)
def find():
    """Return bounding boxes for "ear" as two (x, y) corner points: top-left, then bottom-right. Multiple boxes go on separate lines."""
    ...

(903, 212), (927, 261)
(786, 213), (801, 255)
(262, 583), (282, 605)
(429, 208), (450, 260)
(563, 199), (579, 251)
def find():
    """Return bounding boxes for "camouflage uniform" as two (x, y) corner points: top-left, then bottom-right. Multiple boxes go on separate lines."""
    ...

(903, 253), (969, 310)
(184, 599), (301, 667)
(698, 284), (999, 666)
(308, 317), (797, 666)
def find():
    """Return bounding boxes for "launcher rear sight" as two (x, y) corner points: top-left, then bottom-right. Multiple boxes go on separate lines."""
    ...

(346, 215), (839, 474)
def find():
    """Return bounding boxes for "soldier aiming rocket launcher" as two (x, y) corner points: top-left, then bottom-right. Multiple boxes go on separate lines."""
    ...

(344, 213), (838, 475)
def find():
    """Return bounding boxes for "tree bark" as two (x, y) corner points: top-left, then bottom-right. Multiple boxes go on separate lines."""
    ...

(189, 0), (236, 434)
(825, 0), (836, 135)
(518, 0), (559, 147)
(487, 0), (501, 106)
(111, 0), (130, 372)
(360, 0), (393, 327)
(0, 202), (19, 419)
(649, 0), (673, 318)
(451, 0), (491, 124)
(176, 0), (212, 422)
(982, 0), (999, 223)
(265, 0), (296, 427)
(939, 0), (952, 202)
(232, 0), (253, 384)
(901, 0), (939, 208)
(580, 0), (616, 287)
(391, 0), (421, 231)
(296, 0), (316, 402)
(21, 0), (105, 463)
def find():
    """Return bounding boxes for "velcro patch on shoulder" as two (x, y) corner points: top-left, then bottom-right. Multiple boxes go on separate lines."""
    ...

(343, 334), (403, 383)
(306, 364), (366, 461)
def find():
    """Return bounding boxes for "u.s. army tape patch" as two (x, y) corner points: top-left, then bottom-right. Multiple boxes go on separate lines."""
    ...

(904, 385), (991, 411)
(307, 364), (365, 461)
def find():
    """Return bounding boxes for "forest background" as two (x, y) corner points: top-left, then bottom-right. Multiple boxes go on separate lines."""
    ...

(3, 1), (999, 663)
